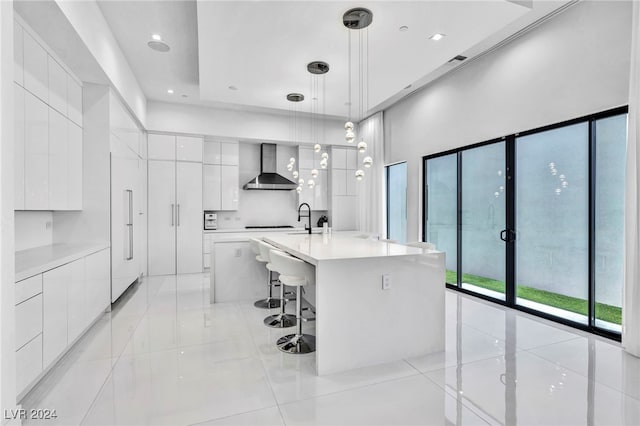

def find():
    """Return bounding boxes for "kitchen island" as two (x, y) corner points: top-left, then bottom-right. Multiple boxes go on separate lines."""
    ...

(263, 232), (445, 375)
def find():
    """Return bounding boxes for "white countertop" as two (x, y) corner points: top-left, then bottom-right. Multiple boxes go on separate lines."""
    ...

(15, 242), (110, 282)
(204, 227), (319, 234)
(263, 232), (440, 265)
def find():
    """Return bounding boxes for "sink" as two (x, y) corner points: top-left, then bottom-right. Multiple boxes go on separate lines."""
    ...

(287, 230), (323, 235)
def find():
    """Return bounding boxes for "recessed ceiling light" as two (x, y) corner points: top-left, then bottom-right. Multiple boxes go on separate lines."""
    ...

(404, 84), (412, 90)
(167, 89), (174, 94)
(148, 38), (170, 52)
(429, 33), (446, 41)
(228, 85), (238, 91)
(181, 94), (188, 98)
(399, 26), (409, 32)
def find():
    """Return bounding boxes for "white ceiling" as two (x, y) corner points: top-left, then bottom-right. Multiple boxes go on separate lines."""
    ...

(96, 0), (572, 120)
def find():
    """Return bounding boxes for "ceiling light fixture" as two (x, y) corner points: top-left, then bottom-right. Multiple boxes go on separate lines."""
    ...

(305, 61), (331, 191)
(343, 7), (373, 182)
(429, 33), (446, 41)
(287, 92), (304, 192)
(167, 89), (174, 94)
(147, 35), (170, 53)
(228, 85), (238, 91)
(399, 26), (409, 32)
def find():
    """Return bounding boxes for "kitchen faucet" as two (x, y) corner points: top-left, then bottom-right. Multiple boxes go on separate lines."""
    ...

(297, 203), (312, 234)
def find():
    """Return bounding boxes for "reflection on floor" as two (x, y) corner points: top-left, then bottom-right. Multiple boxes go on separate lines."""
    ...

(19, 273), (640, 425)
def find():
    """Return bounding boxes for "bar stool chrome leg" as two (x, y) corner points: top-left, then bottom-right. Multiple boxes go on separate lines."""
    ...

(253, 271), (281, 309)
(263, 282), (296, 328)
(277, 288), (315, 354)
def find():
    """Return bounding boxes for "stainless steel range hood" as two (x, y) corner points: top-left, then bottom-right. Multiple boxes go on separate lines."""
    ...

(243, 143), (298, 190)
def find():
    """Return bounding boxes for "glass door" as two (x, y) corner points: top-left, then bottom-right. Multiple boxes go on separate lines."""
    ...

(461, 142), (507, 300)
(424, 154), (458, 285)
(515, 123), (589, 323)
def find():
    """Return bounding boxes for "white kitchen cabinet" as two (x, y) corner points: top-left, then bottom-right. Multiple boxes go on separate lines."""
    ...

(347, 148), (357, 169)
(48, 56), (67, 116)
(332, 169), (347, 196)
(16, 334), (42, 396)
(149, 160), (203, 275)
(203, 165), (222, 210)
(148, 160), (176, 276)
(204, 141), (221, 164)
(68, 122), (83, 210)
(15, 294), (42, 350)
(221, 165), (239, 210)
(220, 142), (239, 165)
(24, 91), (49, 210)
(15, 84), (25, 210)
(203, 233), (212, 269)
(333, 195), (358, 231)
(298, 168), (327, 210)
(299, 146), (314, 169)
(176, 162), (203, 273)
(23, 31), (48, 102)
(67, 76), (82, 127)
(14, 22), (23, 86)
(332, 148), (347, 169)
(148, 134), (176, 161)
(66, 258), (86, 344)
(42, 263), (69, 367)
(48, 108), (68, 210)
(85, 249), (110, 321)
(176, 136), (202, 162)
(15, 274), (42, 305)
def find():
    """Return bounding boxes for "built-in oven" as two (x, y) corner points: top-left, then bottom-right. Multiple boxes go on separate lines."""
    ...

(204, 211), (217, 230)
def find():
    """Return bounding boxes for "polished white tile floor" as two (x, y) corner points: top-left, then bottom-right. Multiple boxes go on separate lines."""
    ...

(20, 273), (640, 425)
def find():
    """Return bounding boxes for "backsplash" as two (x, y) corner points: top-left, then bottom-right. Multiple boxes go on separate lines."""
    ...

(15, 211), (53, 251)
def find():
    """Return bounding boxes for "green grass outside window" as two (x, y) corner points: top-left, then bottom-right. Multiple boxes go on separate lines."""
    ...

(444, 270), (621, 325)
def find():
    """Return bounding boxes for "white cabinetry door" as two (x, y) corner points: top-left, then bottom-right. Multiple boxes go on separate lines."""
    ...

(16, 334), (42, 395)
(176, 136), (202, 162)
(68, 122), (83, 209)
(346, 148), (357, 169)
(333, 195), (358, 231)
(43, 263), (69, 367)
(332, 147), (347, 169)
(66, 257), (86, 344)
(314, 170), (328, 210)
(220, 142), (239, 165)
(220, 165), (239, 210)
(148, 134), (176, 161)
(15, 294), (42, 350)
(47, 57), (67, 116)
(204, 141), (221, 164)
(67, 76), (82, 126)
(15, 84), (25, 210)
(85, 249), (110, 322)
(299, 147), (314, 169)
(14, 23), (23, 86)
(23, 31), (48, 102)
(148, 160), (176, 275)
(332, 169), (347, 196)
(24, 91), (49, 210)
(48, 108), (68, 210)
(176, 162), (203, 273)
(203, 165), (221, 210)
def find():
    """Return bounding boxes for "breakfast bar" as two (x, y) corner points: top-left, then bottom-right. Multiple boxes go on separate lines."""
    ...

(263, 233), (446, 375)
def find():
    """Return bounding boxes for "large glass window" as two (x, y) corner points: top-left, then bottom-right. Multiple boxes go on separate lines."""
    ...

(386, 162), (407, 243)
(425, 154), (457, 284)
(422, 107), (627, 338)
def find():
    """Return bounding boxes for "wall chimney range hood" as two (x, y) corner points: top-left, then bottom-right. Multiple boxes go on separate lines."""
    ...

(243, 143), (298, 190)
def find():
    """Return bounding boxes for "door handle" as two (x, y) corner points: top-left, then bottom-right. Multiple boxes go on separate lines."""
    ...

(500, 229), (516, 242)
(171, 204), (175, 226)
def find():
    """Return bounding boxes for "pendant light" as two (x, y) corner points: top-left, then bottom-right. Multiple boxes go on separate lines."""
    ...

(286, 92), (304, 192)
(343, 7), (373, 181)
(306, 60), (331, 189)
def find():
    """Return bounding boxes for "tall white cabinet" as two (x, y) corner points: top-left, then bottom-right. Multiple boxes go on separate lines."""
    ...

(331, 146), (359, 230)
(203, 141), (239, 211)
(14, 20), (83, 211)
(298, 146), (328, 210)
(148, 134), (203, 276)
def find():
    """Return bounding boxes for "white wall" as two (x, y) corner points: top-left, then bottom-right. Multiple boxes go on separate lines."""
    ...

(384, 0), (632, 241)
(15, 212), (53, 251)
(1, 0), (16, 417)
(147, 101), (346, 146)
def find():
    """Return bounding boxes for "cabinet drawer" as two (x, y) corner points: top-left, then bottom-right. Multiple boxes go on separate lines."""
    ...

(15, 274), (42, 305)
(16, 293), (43, 350)
(16, 333), (42, 395)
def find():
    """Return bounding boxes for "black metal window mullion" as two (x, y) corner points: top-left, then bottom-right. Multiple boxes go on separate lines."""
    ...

(505, 136), (516, 306)
(457, 152), (463, 288)
(588, 119), (597, 328)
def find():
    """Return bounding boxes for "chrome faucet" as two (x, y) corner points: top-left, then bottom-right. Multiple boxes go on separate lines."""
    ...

(297, 203), (312, 234)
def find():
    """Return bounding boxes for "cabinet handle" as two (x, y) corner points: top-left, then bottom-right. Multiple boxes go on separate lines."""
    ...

(126, 224), (134, 260)
(171, 204), (175, 226)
